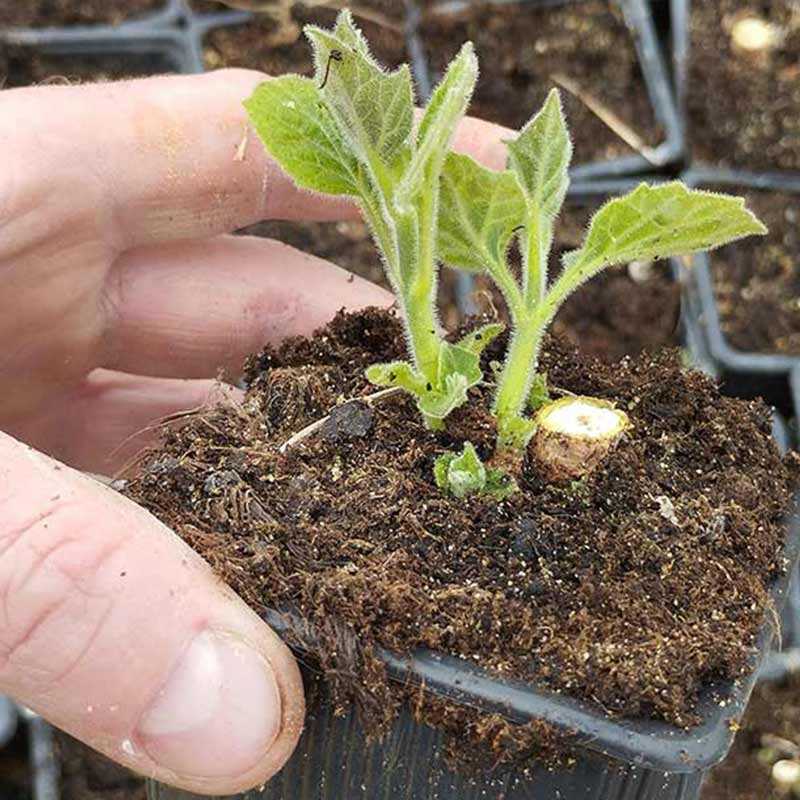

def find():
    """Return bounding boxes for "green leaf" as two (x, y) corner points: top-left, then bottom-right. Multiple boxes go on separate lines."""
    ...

(562, 182), (768, 284)
(527, 371), (550, 411)
(508, 89), (572, 306)
(438, 153), (527, 273)
(306, 24), (414, 166)
(456, 322), (505, 356)
(508, 88), (572, 222)
(484, 469), (519, 500)
(365, 353), (475, 424)
(365, 361), (428, 395)
(397, 42), (478, 206)
(434, 442), (486, 498)
(434, 443), (518, 499)
(418, 373), (471, 422)
(437, 341), (483, 389)
(244, 76), (362, 196)
(333, 9), (374, 62)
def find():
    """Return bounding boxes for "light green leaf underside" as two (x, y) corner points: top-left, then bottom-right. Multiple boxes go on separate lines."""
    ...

(564, 182), (767, 279)
(244, 76), (362, 196)
(398, 42), (478, 203)
(438, 153), (527, 272)
(333, 9), (374, 62)
(306, 26), (414, 164)
(508, 88), (572, 220)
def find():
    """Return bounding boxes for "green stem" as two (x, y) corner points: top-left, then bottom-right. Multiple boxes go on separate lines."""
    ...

(491, 310), (539, 427)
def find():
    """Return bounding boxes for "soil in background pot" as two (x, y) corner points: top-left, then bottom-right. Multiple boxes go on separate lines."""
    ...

(701, 676), (800, 800)
(710, 189), (800, 355)
(191, 0), (404, 22)
(687, 0), (800, 172)
(125, 307), (799, 765)
(202, 5), (406, 74)
(0, 0), (163, 29)
(420, 1), (662, 165)
(0, 45), (179, 88)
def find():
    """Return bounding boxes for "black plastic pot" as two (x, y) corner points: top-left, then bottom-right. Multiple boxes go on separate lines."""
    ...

(675, 168), (800, 416)
(147, 496), (800, 800)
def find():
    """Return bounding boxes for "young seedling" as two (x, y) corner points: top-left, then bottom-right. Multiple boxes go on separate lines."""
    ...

(245, 10), (501, 430)
(438, 90), (765, 475)
(245, 10), (766, 497)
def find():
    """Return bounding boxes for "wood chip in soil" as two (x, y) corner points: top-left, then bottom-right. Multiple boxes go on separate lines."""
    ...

(124, 308), (799, 765)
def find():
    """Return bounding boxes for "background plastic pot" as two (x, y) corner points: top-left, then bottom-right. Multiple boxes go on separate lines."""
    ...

(675, 168), (800, 416)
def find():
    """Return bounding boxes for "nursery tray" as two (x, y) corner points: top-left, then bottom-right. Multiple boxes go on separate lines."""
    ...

(677, 168), (800, 414)
(0, 28), (196, 81)
(148, 512), (798, 800)
(0, 0), (182, 38)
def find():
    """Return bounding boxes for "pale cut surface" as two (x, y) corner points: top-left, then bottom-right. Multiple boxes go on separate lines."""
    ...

(539, 397), (628, 439)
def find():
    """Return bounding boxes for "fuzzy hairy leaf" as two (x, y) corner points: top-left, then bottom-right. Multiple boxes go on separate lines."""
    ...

(365, 347), (482, 424)
(333, 9), (374, 62)
(397, 43), (478, 206)
(306, 25), (414, 166)
(244, 76), (363, 196)
(561, 182), (767, 285)
(365, 361), (428, 395)
(437, 442), (485, 497)
(457, 322), (505, 356)
(437, 153), (527, 273)
(508, 89), (572, 221)
(434, 443), (517, 499)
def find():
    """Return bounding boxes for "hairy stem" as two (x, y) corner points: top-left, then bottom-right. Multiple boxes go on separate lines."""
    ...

(492, 311), (540, 434)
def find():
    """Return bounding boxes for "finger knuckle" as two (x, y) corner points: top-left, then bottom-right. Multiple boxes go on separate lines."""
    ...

(0, 499), (121, 688)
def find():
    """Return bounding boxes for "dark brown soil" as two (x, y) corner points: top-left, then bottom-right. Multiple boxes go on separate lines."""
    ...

(702, 676), (800, 800)
(202, 4), (407, 74)
(124, 307), (799, 763)
(420, 0), (662, 164)
(0, 45), (178, 89)
(56, 733), (145, 800)
(0, 0), (163, 28)
(688, 0), (800, 172)
(710, 189), (800, 355)
(191, 0), (404, 22)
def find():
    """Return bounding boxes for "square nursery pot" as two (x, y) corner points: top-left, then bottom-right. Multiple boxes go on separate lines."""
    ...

(0, 0), (182, 38)
(670, 0), (800, 179)
(142, 200), (799, 799)
(418, 0), (682, 181)
(147, 491), (800, 800)
(676, 168), (800, 416)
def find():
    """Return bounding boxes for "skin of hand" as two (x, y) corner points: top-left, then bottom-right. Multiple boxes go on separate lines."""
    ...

(0, 69), (509, 794)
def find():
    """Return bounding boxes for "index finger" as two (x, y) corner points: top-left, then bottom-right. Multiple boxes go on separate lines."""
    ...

(0, 70), (511, 249)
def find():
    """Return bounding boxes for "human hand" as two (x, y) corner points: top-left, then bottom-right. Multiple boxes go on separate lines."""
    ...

(0, 69), (509, 793)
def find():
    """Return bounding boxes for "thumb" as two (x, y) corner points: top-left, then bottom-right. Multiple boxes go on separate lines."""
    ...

(0, 431), (304, 795)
